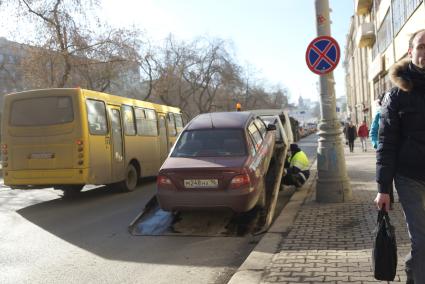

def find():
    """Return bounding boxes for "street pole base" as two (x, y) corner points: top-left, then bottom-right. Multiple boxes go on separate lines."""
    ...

(316, 177), (352, 203)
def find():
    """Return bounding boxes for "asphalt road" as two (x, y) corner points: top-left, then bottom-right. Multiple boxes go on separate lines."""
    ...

(0, 133), (318, 284)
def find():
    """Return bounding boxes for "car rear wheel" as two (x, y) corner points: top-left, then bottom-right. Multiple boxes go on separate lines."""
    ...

(118, 164), (138, 192)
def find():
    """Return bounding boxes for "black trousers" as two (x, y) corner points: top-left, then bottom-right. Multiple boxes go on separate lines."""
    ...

(348, 139), (354, 152)
(283, 168), (310, 187)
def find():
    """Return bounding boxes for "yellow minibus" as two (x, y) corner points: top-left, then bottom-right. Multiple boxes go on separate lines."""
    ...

(1, 88), (183, 196)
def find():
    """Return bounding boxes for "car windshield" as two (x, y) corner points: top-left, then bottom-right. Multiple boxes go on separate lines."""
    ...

(171, 129), (247, 157)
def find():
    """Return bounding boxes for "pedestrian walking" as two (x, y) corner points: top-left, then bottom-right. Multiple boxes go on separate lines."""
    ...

(346, 121), (356, 152)
(370, 93), (385, 150)
(343, 121), (349, 145)
(374, 29), (425, 284)
(357, 121), (369, 152)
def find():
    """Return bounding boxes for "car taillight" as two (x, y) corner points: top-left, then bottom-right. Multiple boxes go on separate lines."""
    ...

(230, 173), (251, 189)
(157, 175), (172, 186)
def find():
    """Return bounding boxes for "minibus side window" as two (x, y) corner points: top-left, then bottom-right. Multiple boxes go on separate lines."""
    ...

(167, 113), (177, 136)
(122, 105), (136, 136)
(175, 113), (183, 134)
(144, 109), (158, 136)
(86, 99), (108, 135)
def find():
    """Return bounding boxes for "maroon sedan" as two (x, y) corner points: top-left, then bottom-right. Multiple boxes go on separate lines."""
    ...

(156, 111), (276, 213)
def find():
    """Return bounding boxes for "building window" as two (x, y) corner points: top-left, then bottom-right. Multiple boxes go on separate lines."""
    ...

(372, 42), (379, 60)
(383, 72), (393, 91)
(406, 0), (423, 18)
(377, 11), (393, 53)
(374, 0), (382, 10)
(392, 0), (423, 35)
(392, 0), (406, 35)
(373, 73), (394, 100)
(373, 80), (381, 100)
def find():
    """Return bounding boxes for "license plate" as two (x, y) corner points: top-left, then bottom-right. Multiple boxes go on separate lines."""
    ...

(184, 179), (218, 188)
(30, 153), (54, 159)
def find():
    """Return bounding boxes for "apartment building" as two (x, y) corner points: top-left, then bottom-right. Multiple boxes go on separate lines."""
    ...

(344, 0), (424, 125)
(0, 37), (25, 97)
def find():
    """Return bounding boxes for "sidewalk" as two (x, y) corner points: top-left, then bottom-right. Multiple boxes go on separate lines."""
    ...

(229, 143), (411, 284)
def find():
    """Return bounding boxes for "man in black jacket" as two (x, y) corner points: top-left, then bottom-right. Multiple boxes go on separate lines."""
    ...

(374, 29), (425, 284)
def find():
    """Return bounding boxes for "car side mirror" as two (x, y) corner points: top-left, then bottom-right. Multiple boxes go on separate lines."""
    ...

(266, 124), (276, 131)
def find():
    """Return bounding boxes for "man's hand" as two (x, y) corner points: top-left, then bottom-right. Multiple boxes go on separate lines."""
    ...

(374, 193), (391, 212)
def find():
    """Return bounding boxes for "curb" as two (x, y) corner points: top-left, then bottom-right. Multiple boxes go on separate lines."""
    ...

(228, 162), (317, 284)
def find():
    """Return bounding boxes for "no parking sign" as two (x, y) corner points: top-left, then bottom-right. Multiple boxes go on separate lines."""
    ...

(305, 36), (340, 75)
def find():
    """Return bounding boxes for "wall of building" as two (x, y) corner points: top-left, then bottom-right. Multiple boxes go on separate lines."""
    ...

(345, 0), (424, 127)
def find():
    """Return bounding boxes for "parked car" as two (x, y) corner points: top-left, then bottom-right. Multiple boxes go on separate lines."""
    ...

(156, 111), (276, 213)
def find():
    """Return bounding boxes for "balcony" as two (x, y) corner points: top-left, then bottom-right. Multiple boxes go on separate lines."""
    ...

(356, 22), (375, 48)
(355, 0), (372, 15)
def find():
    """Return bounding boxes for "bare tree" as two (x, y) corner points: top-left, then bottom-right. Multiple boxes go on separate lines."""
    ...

(151, 35), (196, 119)
(181, 38), (231, 114)
(5, 0), (142, 96)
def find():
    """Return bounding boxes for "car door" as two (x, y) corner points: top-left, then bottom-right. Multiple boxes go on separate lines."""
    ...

(247, 122), (265, 186)
(254, 118), (273, 175)
(86, 99), (112, 184)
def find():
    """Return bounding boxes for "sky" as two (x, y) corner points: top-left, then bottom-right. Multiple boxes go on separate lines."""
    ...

(99, 0), (354, 103)
(0, 0), (354, 104)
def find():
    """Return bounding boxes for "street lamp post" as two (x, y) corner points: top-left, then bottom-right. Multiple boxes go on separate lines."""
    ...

(315, 0), (352, 202)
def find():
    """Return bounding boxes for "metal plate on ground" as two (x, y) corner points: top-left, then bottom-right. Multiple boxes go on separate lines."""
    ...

(129, 196), (263, 237)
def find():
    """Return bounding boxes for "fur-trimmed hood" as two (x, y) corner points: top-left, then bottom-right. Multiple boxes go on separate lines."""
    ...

(389, 59), (412, 92)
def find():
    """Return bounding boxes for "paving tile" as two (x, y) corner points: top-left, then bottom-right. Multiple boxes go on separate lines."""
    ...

(261, 148), (410, 283)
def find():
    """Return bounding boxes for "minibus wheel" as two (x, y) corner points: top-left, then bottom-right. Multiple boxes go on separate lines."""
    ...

(119, 164), (138, 192)
(62, 185), (83, 198)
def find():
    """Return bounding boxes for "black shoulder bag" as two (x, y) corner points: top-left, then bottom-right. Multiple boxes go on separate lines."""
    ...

(373, 208), (397, 281)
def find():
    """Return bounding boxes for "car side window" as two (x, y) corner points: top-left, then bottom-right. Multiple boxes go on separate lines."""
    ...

(246, 132), (257, 156)
(254, 118), (267, 138)
(248, 122), (262, 150)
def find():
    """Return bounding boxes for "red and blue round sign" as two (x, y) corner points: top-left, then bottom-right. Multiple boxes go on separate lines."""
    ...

(305, 36), (340, 75)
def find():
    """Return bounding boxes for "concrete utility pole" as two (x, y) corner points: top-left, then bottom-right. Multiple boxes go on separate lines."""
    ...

(315, 0), (352, 202)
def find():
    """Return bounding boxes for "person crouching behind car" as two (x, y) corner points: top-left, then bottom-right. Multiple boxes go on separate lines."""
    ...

(283, 143), (310, 188)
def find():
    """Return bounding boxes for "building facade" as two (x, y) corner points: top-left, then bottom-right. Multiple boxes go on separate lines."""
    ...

(344, 0), (424, 125)
(0, 37), (25, 97)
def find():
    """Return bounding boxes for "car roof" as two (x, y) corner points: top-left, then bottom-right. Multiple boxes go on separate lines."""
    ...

(249, 109), (288, 116)
(185, 111), (253, 130)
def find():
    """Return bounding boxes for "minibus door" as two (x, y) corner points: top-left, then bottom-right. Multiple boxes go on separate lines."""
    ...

(108, 106), (125, 182)
(158, 115), (169, 164)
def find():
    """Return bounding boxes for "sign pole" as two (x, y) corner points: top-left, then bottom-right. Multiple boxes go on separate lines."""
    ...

(314, 0), (351, 202)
